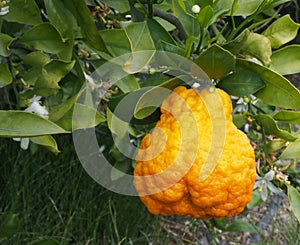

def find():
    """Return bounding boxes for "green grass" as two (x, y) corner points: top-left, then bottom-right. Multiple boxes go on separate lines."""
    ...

(1, 136), (299, 245)
(0, 136), (164, 244)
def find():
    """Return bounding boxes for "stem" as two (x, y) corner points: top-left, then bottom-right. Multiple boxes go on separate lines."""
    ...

(152, 6), (188, 41)
(148, 0), (153, 18)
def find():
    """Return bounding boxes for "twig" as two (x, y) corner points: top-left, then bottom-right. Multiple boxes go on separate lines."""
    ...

(152, 6), (188, 41)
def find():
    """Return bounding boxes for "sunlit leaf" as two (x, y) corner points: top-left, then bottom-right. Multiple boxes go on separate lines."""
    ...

(240, 32), (272, 66)
(273, 110), (300, 124)
(0, 111), (68, 137)
(270, 45), (300, 75)
(287, 185), (300, 222)
(30, 135), (60, 155)
(237, 59), (300, 110)
(263, 15), (300, 49)
(279, 139), (300, 160)
(116, 75), (140, 93)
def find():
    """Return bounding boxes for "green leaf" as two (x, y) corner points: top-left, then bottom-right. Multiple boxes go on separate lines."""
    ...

(0, 111), (67, 137)
(263, 139), (286, 154)
(44, 0), (76, 61)
(0, 33), (14, 57)
(198, 5), (214, 28)
(172, 0), (200, 37)
(214, 0), (265, 16)
(237, 59), (300, 110)
(19, 23), (68, 54)
(49, 94), (79, 122)
(34, 60), (75, 96)
(194, 44), (236, 78)
(134, 77), (182, 119)
(99, 29), (131, 57)
(30, 135), (60, 154)
(23, 51), (51, 67)
(225, 220), (258, 233)
(287, 185), (300, 222)
(57, 103), (106, 131)
(240, 32), (272, 66)
(218, 70), (265, 97)
(0, 64), (12, 88)
(0, 213), (19, 240)
(263, 15), (300, 49)
(123, 22), (155, 74)
(110, 161), (130, 181)
(61, 0), (108, 53)
(101, 0), (130, 13)
(247, 189), (263, 209)
(31, 239), (60, 245)
(255, 114), (297, 142)
(270, 45), (300, 75)
(116, 75), (140, 93)
(279, 139), (300, 160)
(3, 0), (42, 25)
(147, 17), (176, 48)
(273, 110), (300, 124)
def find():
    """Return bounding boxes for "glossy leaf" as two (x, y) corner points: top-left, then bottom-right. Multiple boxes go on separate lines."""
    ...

(255, 114), (297, 142)
(147, 17), (176, 48)
(279, 139), (300, 160)
(0, 213), (19, 240)
(263, 139), (286, 154)
(218, 70), (265, 97)
(273, 110), (300, 124)
(57, 103), (106, 131)
(198, 5), (214, 28)
(3, 0), (42, 25)
(61, 0), (108, 53)
(287, 185), (300, 222)
(172, 0), (200, 37)
(44, 0), (76, 61)
(195, 44), (236, 78)
(0, 64), (12, 88)
(214, 0), (265, 16)
(30, 135), (60, 155)
(100, 29), (131, 57)
(263, 15), (300, 49)
(0, 33), (14, 57)
(240, 32), (272, 65)
(0, 111), (68, 137)
(19, 23), (68, 54)
(270, 45), (300, 75)
(123, 22), (155, 74)
(237, 59), (300, 110)
(225, 220), (258, 233)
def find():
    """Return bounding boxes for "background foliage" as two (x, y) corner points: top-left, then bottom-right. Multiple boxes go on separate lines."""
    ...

(0, 0), (300, 243)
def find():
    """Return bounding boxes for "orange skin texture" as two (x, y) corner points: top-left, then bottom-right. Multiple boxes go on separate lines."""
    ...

(134, 86), (256, 220)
